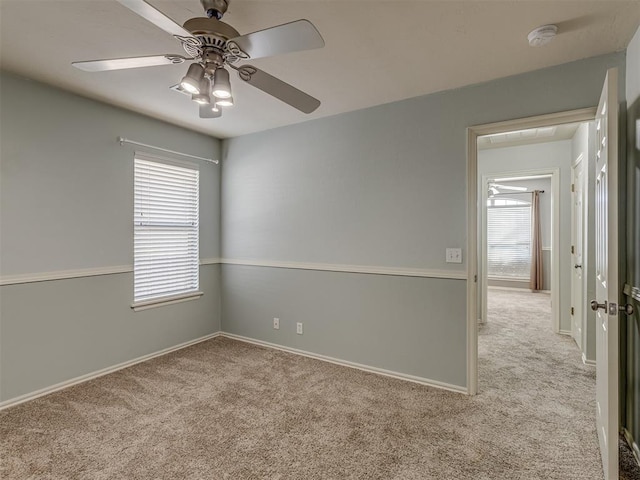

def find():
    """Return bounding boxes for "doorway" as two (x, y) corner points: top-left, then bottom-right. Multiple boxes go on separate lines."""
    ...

(479, 169), (559, 332)
(467, 69), (627, 480)
(465, 107), (597, 395)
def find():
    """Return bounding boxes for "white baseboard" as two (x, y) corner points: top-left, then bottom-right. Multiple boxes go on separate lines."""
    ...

(221, 332), (468, 395)
(623, 428), (640, 469)
(581, 353), (596, 366)
(558, 329), (572, 336)
(0, 331), (222, 411)
(1, 329), (468, 410)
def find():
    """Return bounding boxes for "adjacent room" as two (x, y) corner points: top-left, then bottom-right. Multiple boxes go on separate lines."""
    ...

(1, 1), (639, 479)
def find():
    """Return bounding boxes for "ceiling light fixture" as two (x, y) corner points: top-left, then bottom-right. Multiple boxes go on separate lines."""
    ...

(212, 67), (232, 99)
(216, 96), (234, 107)
(192, 77), (211, 105)
(180, 63), (205, 94)
(527, 24), (558, 47)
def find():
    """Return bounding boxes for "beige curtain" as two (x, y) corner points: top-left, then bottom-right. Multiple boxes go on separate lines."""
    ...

(530, 190), (543, 291)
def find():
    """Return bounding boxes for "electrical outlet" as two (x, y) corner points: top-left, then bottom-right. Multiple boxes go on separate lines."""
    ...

(273, 317), (280, 330)
(446, 248), (462, 264)
(296, 322), (303, 335)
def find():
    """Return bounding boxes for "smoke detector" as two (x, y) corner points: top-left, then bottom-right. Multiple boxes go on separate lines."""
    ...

(528, 25), (558, 47)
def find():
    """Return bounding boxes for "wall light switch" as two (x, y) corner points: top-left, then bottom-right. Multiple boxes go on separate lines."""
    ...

(446, 248), (463, 264)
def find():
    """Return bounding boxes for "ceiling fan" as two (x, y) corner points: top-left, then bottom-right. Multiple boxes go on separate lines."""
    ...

(488, 182), (528, 196)
(72, 0), (325, 119)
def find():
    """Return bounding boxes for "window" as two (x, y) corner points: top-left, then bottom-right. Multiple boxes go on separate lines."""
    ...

(487, 202), (531, 279)
(133, 155), (200, 308)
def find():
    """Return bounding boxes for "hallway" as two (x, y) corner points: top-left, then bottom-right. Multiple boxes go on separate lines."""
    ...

(479, 287), (602, 478)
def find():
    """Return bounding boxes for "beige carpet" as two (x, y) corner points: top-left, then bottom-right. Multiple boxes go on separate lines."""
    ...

(0, 289), (613, 479)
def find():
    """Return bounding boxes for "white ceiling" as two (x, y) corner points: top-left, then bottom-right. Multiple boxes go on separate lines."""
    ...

(1, 1), (639, 139)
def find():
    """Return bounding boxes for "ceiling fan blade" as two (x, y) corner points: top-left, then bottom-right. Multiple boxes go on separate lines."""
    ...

(233, 65), (320, 114)
(491, 183), (528, 191)
(72, 54), (188, 72)
(227, 19), (324, 60)
(199, 105), (222, 119)
(116, 0), (198, 40)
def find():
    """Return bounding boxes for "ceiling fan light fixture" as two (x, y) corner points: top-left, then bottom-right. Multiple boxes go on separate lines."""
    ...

(192, 77), (211, 104)
(181, 63), (205, 94)
(192, 94), (209, 105)
(212, 67), (232, 99)
(216, 95), (234, 107)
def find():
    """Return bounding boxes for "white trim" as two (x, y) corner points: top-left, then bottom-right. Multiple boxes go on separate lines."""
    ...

(582, 353), (596, 366)
(0, 260), (223, 286)
(558, 329), (572, 336)
(467, 123), (479, 396)
(221, 333), (468, 394)
(542, 247), (552, 251)
(469, 108), (596, 137)
(131, 291), (204, 311)
(467, 107), (597, 397)
(1, 259), (464, 286)
(487, 285), (550, 293)
(221, 258), (467, 280)
(200, 257), (222, 265)
(0, 265), (133, 286)
(487, 276), (531, 282)
(0, 332), (222, 411)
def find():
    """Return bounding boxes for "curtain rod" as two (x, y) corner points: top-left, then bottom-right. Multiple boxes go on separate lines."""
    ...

(490, 190), (544, 196)
(117, 137), (219, 165)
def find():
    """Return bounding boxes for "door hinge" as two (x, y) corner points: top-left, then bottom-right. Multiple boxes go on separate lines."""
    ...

(571, 183), (575, 193)
(571, 245), (575, 254)
(571, 307), (574, 316)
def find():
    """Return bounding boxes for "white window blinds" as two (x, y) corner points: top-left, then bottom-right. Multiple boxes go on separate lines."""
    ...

(487, 205), (531, 279)
(134, 156), (199, 303)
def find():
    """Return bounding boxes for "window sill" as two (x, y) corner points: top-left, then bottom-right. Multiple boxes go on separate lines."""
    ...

(131, 291), (204, 311)
(487, 277), (530, 282)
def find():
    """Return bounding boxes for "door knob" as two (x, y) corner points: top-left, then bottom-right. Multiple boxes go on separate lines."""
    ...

(619, 304), (635, 315)
(574, 264), (582, 269)
(591, 300), (607, 311)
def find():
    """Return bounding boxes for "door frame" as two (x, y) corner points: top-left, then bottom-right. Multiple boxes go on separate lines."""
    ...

(466, 107), (597, 395)
(479, 168), (560, 331)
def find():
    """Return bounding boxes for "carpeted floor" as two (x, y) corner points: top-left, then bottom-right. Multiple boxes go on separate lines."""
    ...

(0, 288), (623, 479)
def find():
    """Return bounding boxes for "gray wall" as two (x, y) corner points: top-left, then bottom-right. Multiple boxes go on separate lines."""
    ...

(0, 50), (629, 401)
(623, 25), (640, 456)
(478, 141), (573, 330)
(222, 265), (466, 386)
(0, 72), (222, 403)
(221, 52), (626, 389)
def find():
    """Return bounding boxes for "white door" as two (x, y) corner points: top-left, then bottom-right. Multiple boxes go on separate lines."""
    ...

(571, 158), (585, 349)
(593, 68), (619, 480)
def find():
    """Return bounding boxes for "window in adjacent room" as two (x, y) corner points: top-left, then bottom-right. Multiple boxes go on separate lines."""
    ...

(132, 154), (201, 309)
(486, 198), (531, 279)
